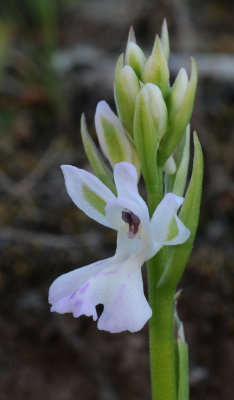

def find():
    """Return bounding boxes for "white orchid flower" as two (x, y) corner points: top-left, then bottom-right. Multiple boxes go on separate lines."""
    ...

(49, 162), (190, 333)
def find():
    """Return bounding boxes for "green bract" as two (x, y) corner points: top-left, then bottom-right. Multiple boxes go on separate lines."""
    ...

(164, 124), (191, 195)
(158, 58), (198, 166)
(80, 114), (116, 194)
(158, 132), (203, 291)
(172, 124), (191, 196)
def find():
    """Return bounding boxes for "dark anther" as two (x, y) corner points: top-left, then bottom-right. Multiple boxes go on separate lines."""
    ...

(122, 209), (140, 239)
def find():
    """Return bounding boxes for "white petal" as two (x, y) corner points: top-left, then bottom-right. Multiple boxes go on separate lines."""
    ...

(97, 267), (152, 333)
(49, 252), (152, 333)
(115, 226), (141, 259)
(49, 258), (110, 306)
(150, 193), (188, 245)
(61, 165), (116, 228)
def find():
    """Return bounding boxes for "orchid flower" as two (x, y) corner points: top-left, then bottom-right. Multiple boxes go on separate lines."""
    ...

(49, 162), (190, 333)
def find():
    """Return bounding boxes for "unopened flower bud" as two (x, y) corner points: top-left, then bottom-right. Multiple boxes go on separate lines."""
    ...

(158, 58), (198, 166)
(142, 36), (169, 97)
(125, 26), (146, 79)
(134, 83), (167, 183)
(164, 155), (176, 175)
(144, 83), (167, 142)
(114, 55), (141, 137)
(168, 68), (188, 115)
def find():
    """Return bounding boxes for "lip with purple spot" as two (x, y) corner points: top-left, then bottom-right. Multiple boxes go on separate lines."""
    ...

(122, 209), (140, 239)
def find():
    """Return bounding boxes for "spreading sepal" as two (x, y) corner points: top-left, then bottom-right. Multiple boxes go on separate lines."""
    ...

(61, 164), (115, 228)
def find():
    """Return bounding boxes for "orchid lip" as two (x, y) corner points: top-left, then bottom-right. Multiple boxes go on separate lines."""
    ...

(122, 209), (141, 239)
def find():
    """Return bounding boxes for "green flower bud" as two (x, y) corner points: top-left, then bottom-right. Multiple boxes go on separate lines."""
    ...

(142, 35), (169, 97)
(80, 114), (116, 193)
(167, 68), (188, 115)
(133, 83), (167, 183)
(95, 101), (133, 167)
(114, 54), (141, 137)
(158, 58), (198, 166)
(125, 26), (146, 79)
(144, 83), (168, 143)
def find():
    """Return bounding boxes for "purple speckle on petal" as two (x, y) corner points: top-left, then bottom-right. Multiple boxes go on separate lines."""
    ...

(69, 291), (77, 300)
(79, 281), (90, 294)
(100, 265), (121, 276)
(75, 299), (83, 307)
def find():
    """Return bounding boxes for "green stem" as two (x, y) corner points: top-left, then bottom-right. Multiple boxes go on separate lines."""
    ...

(148, 286), (177, 400)
(146, 172), (177, 400)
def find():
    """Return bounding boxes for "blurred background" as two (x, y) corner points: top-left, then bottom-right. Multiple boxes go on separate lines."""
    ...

(0, 0), (233, 399)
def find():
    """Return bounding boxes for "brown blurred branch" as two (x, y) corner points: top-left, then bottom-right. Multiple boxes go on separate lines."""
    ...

(0, 136), (62, 200)
(52, 45), (234, 82)
(0, 226), (101, 249)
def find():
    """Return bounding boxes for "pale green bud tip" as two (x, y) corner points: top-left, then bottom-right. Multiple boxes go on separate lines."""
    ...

(127, 25), (136, 45)
(115, 53), (124, 71)
(125, 42), (146, 78)
(94, 100), (132, 166)
(161, 19), (170, 61)
(143, 83), (167, 141)
(81, 112), (87, 132)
